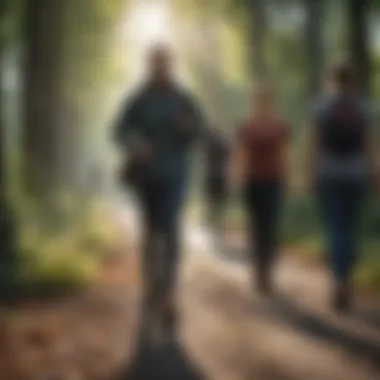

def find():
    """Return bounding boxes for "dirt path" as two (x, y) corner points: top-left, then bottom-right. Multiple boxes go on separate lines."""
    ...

(0, 206), (379, 379)
(0, 251), (141, 379)
(218, 232), (380, 344)
(120, 207), (380, 380)
(178, 239), (380, 380)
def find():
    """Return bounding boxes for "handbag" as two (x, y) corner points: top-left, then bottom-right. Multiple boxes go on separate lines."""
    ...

(119, 156), (145, 189)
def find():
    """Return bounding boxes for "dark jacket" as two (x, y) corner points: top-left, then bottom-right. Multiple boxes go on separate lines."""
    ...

(115, 81), (204, 180)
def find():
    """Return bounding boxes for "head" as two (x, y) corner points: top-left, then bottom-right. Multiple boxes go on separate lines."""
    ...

(327, 61), (356, 93)
(147, 44), (173, 84)
(251, 82), (275, 116)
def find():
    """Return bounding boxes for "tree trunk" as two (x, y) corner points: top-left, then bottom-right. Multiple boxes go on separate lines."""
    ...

(0, 0), (15, 295)
(23, 0), (66, 197)
(305, 0), (325, 97)
(198, 19), (227, 128)
(347, 0), (371, 95)
(247, 0), (268, 80)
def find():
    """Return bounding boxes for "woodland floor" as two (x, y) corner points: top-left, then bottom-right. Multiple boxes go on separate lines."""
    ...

(1, 207), (380, 380)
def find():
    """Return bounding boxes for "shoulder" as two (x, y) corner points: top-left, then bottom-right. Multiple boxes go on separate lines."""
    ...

(173, 84), (200, 105)
(123, 86), (147, 108)
(179, 89), (197, 107)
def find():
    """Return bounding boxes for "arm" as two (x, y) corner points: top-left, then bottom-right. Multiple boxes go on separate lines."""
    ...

(230, 142), (245, 187)
(305, 100), (321, 193)
(229, 128), (249, 189)
(179, 92), (207, 143)
(365, 116), (380, 193)
(113, 93), (144, 152)
(281, 126), (292, 186)
(305, 125), (320, 193)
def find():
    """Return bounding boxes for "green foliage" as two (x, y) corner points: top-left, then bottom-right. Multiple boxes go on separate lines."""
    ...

(360, 198), (380, 239)
(12, 194), (123, 291)
(4, 0), (380, 291)
(356, 257), (380, 291)
(281, 196), (320, 243)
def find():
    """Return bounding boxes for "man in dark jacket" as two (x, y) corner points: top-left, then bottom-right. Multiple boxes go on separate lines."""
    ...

(115, 45), (204, 336)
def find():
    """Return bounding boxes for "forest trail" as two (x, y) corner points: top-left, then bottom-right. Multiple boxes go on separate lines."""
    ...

(120, 205), (380, 380)
(0, 205), (379, 380)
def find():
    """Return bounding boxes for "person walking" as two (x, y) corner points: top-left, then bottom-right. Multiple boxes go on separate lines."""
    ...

(115, 44), (205, 336)
(232, 83), (289, 295)
(308, 62), (379, 312)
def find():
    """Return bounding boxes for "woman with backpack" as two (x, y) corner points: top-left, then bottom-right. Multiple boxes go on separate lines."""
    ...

(308, 62), (379, 312)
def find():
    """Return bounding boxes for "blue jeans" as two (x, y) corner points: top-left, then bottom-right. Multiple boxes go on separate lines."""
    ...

(318, 178), (367, 284)
(138, 174), (187, 305)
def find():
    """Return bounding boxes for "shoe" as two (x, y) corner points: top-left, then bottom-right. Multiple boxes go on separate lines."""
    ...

(161, 297), (179, 340)
(139, 304), (162, 345)
(256, 267), (273, 296)
(332, 283), (351, 313)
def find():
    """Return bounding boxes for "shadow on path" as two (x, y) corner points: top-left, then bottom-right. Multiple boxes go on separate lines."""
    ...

(250, 294), (380, 369)
(207, 242), (380, 370)
(351, 307), (380, 331)
(123, 334), (204, 380)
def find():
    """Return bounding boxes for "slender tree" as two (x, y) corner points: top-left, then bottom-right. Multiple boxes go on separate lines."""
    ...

(188, 17), (228, 128)
(23, 0), (66, 197)
(60, 0), (128, 195)
(347, 0), (371, 95)
(247, 0), (268, 80)
(305, 0), (325, 97)
(0, 0), (15, 295)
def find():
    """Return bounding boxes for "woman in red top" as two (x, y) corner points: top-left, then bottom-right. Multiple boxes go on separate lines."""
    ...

(233, 84), (289, 294)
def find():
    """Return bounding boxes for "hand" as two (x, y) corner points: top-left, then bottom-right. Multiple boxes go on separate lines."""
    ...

(131, 142), (152, 161)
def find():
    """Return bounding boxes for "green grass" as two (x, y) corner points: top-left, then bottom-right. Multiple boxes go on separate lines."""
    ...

(11, 196), (123, 295)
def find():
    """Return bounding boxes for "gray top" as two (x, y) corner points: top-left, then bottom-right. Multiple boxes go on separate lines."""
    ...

(115, 82), (205, 180)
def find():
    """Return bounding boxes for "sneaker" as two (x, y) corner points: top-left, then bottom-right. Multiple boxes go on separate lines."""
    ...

(161, 297), (179, 340)
(332, 283), (351, 313)
(256, 268), (273, 296)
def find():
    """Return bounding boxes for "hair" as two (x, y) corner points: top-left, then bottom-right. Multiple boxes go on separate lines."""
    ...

(329, 61), (356, 90)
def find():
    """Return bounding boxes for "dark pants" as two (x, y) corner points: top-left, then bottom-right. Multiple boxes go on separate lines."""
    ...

(138, 174), (187, 308)
(244, 180), (283, 273)
(317, 178), (367, 284)
(205, 175), (228, 229)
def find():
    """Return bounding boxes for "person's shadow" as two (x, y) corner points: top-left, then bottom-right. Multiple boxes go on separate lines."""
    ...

(122, 330), (204, 380)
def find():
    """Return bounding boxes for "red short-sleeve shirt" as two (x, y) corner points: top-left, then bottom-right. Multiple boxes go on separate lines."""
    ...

(238, 117), (289, 181)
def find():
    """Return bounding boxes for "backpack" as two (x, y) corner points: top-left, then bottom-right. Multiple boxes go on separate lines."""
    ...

(320, 96), (366, 157)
